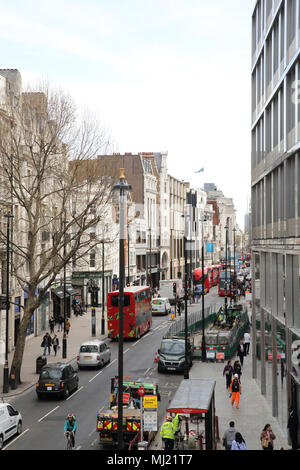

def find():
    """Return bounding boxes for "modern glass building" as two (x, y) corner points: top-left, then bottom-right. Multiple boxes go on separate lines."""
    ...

(251, 0), (300, 442)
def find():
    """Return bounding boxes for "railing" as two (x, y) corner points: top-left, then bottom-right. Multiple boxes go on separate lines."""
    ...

(165, 304), (216, 338)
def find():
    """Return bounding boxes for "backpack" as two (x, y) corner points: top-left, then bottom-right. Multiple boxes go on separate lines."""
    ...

(232, 379), (240, 393)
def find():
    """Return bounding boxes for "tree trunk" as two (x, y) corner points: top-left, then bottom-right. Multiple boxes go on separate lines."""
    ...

(9, 305), (35, 387)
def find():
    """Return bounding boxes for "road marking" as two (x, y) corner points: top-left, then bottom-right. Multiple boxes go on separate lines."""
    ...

(89, 371), (103, 383)
(132, 338), (142, 347)
(91, 437), (98, 447)
(76, 445), (82, 450)
(88, 428), (96, 437)
(66, 386), (84, 400)
(107, 358), (117, 367)
(123, 348), (130, 354)
(38, 406), (59, 422)
(3, 428), (29, 449)
(145, 368), (151, 375)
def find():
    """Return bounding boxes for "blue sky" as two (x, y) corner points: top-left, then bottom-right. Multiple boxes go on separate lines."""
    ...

(0, 0), (256, 228)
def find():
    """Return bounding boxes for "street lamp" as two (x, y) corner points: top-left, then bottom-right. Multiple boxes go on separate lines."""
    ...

(183, 210), (190, 380)
(224, 220), (229, 317)
(62, 219), (68, 359)
(233, 227), (236, 303)
(112, 168), (132, 450)
(3, 211), (13, 393)
(201, 215), (207, 362)
(101, 236), (105, 335)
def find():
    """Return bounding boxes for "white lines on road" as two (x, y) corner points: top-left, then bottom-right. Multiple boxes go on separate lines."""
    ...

(107, 358), (117, 367)
(66, 386), (84, 401)
(123, 348), (130, 354)
(3, 428), (29, 450)
(38, 406), (59, 422)
(89, 370), (103, 383)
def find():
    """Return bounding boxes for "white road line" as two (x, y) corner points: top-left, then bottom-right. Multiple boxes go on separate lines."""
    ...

(76, 445), (82, 450)
(89, 371), (103, 383)
(66, 386), (84, 400)
(132, 338), (142, 347)
(38, 406), (59, 422)
(107, 358), (117, 367)
(88, 428), (96, 437)
(123, 348), (130, 354)
(145, 368), (151, 375)
(3, 428), (29, 449)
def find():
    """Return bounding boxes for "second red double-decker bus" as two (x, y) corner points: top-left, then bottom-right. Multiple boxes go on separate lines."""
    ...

(218, 269), (235, 296)
(107, 286), (152, 340)
(193, 267), (210, 294)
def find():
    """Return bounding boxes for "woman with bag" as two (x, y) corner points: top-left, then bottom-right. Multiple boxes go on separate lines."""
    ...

(260, 424), (276, 450)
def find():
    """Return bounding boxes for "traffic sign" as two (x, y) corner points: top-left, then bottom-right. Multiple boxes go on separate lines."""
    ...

(143, 395), (157, 409)
(138, 387), (145, 397)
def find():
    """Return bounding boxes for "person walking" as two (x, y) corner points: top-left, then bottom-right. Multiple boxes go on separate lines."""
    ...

(49, 316), (55, 334)
(223, 360), (234, 390)
(237, 340), (245, 366)
(260, 424), (276, 450)
(233, 360), (242, 381)
(52, 335), (59, 356)
(244, 330), (251, 356)
(229, 374), (241, 409)
(287, 406), (298, 451)
(65, 319), (71, 336)
(231, 432), (247, 450)
(57, 313), (64, 332)
(160, 416), (175, 450)
(222, 421), (237, 451)
(41, 332), (52, 356)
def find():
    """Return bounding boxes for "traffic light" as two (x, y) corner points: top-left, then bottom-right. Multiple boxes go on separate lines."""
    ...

(173, 282), (177, 295)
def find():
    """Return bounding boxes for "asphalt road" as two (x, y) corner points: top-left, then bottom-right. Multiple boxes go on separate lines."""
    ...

(3, 287), (223, 451)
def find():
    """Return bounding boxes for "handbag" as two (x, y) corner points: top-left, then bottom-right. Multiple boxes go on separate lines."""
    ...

(261, 437), (269, 448)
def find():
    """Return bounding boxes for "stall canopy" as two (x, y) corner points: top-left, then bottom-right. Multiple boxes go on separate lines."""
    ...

(51, 287), (70, 299)
(167, 379), (216, 414)
(66, 286), (78, 296)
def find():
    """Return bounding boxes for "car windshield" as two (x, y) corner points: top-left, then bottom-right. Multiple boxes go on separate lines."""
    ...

(80, 345), (99, 353)
(160, 341), (185, 355)
(40, 369), (62, 380)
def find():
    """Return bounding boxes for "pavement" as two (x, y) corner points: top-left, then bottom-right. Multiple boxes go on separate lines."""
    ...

(150, 342), (291, 451)
(0, 303), (291, 451)
(0, 308), (107, 399)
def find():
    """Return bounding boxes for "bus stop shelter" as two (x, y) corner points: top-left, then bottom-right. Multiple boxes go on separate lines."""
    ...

(167, 379), (216, 450)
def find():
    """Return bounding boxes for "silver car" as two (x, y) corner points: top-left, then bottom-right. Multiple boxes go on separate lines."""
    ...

(77, 340), (111, 369)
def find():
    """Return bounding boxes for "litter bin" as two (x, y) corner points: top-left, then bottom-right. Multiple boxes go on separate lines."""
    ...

(36, 356), (47, 374)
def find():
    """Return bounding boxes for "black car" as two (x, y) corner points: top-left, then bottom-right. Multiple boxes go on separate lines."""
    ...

(36, 362), (79, 400)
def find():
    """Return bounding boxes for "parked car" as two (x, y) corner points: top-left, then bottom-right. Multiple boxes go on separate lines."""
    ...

(0, 403), (22, 449)
(77, 339), (111, 369)
(36, 362), (79, 400)
(151, 298), (171, 316)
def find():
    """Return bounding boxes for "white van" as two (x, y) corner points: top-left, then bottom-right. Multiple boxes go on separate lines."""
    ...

(0, 403), (22, 449)
(77, 339), (111, 369)
(151, 297), (171, 316)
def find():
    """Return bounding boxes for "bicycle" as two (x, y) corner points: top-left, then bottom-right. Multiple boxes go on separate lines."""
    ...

(65, 431), (74, 450)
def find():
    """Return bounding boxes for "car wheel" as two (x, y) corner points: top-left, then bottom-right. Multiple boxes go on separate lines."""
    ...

(16, 421), (22, 435)
(64, 387), (70, 399)
(0, 434), (4, 450)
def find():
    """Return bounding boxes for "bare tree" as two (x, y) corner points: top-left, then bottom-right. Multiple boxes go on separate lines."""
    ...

(0, 82), (114, 386)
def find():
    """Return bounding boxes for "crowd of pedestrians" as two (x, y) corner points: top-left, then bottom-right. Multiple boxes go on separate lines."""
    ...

(40, 312), (75, 357)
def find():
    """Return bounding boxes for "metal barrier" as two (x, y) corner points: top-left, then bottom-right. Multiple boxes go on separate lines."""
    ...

(165, 304), (216, 338)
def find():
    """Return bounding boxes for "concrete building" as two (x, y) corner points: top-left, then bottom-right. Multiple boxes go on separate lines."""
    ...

(251, 0), (300, 439)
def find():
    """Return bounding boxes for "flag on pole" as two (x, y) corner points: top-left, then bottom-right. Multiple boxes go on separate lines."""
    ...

(195, 168), (204, 173)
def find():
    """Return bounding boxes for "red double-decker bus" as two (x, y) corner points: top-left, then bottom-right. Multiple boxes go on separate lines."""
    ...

(211, 264), (222, 286)
(218, 269), (235, 296)
(107, 286), (152, 340)
(193, 267), (210, 294)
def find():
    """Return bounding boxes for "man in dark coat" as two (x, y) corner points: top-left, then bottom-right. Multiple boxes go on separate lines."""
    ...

(287, 406), (298, 450)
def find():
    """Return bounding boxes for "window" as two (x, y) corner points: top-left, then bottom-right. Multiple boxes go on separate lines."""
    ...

(110, 294), (130, 307)
(90, 250), (96, 268)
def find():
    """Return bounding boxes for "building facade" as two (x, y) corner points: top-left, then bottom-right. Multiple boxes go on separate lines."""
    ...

(251, 0), (300, 440)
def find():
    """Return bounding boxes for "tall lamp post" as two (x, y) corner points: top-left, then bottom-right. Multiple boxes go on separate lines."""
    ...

(3, 211), (13, 393)
(101, 237), (105, 335)
(233, 227), (236, 302)
(224, 220), (229, 316)
(62, 219), (68, 359)
(183, 210), (190, 380)
(113, 169), (132, 450)
(201, 215), (207, 362)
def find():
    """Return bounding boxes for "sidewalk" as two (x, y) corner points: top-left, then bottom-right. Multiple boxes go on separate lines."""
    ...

(0, 308), (107, 399)
(150, 345), (290, 450)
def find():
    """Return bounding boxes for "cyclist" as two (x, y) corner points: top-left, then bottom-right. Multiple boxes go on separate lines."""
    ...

(64, 413), (77, 448)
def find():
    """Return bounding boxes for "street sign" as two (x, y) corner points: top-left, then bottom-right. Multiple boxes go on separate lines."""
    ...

(143, 411), (158, 431)
(122, 392), (130, 404)
(143, 395), (158, 409)
(138, 387), (145, 397)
